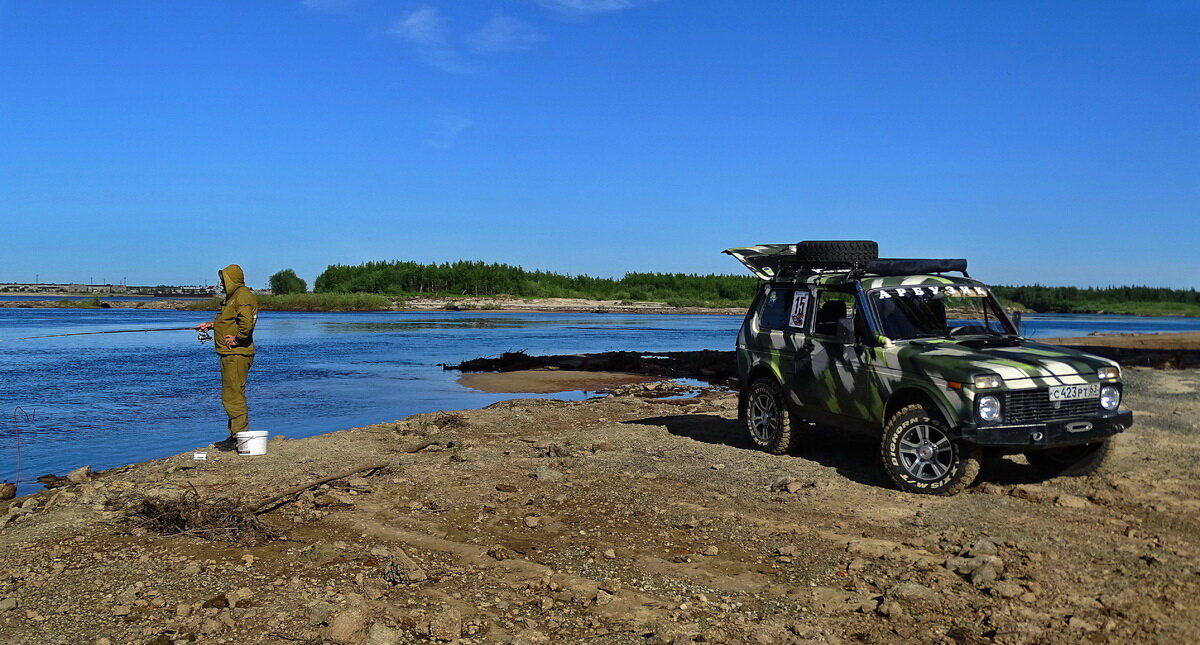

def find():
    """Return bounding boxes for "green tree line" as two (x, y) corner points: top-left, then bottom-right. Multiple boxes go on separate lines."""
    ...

(991, 284), (1200, 314)
(313, 260), (760, 307)
(298, 260), (1198, 314)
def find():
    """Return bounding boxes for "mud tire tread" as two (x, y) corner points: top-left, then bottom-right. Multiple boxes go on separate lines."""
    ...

(880, 404), (980, 496)
(1025, 440), (1112, 477)
(744, 378), (797, 455)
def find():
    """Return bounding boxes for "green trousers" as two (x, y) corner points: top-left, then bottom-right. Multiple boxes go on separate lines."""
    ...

(219, 354), (254, 435)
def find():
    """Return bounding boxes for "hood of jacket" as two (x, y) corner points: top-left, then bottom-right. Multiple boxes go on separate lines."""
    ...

(219, 264), (246, 298)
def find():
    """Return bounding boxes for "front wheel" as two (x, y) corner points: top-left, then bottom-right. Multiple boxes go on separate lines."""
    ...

(1025, 440), (1111, 477)
(744, 378), (797, 455)
(881, 404), (980, 495)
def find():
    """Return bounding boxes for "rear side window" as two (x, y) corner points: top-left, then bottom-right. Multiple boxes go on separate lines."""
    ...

(759, 288), (810, 331)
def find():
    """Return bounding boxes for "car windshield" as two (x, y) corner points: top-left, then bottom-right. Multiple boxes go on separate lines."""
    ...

(869, 285), (1014, 340)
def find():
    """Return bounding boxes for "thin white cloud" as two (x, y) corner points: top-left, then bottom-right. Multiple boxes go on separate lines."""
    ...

(539, 0), (644, 14)
(388, 6), (475, 73)
(468, 16), (543, 53)
(426, 115), (473, 149)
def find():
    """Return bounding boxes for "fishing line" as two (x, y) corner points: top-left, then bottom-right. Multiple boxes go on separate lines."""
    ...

(0, 327), (213, 342)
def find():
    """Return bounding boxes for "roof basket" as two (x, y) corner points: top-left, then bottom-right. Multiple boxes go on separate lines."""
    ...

(724, 242), (969, 279)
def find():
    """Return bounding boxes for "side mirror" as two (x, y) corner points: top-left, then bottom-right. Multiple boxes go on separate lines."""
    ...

(1011, 311), (1023, 334)
(836, 316), (856, 345)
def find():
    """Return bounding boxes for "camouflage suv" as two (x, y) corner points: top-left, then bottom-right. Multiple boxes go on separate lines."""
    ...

(725, 241), (1133, 495)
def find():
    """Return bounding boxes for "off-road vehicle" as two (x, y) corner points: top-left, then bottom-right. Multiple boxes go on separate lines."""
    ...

(725, 240), (1132, 495)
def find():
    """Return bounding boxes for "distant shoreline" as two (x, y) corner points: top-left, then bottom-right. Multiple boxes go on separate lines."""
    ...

(0, 296), (745, 315)
(1, 295), (1197, 318)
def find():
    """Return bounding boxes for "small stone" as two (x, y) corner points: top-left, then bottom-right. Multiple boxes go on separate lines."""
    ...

(1055, 494), (1090, 509)
(532, 467), (565, 483)
(428, 607), (462, 642)
(198, 617), (224, 635)
(971, 563), (999, 585)
(603, 549), (616, 559)
(307, 602), (333, 626)
(992, 581), (1023, 599)
(968, 539), (998, 557)
(66, 465), (93, 484)
(1068, 616), (1097, 632)
(325, 605), (369, 644)
(702, 545), (719, 556)
(364, 622), (401, 645)
(112, 605), (132, 617)
(524, 516), (541, 528)
(877, 599), (904, 619)
(0, 598), (17, 611)
(887, 582), (937, 607)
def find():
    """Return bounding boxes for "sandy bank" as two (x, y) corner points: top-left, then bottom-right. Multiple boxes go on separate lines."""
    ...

(456, 370), (657, 394)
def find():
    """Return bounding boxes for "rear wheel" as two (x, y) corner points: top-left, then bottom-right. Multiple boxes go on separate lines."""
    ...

(881, 404), (980, 495)
(1025, 440), (1111, 477)
(744, 378), (797, 455)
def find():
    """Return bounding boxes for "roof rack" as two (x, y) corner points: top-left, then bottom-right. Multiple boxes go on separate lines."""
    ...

(724, 243), (970, 280)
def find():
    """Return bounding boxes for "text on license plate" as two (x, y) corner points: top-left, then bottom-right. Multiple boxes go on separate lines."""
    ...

(1048, 383), (1100, 402)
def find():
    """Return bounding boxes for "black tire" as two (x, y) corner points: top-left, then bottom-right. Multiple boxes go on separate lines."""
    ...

(794, 240), (878, 266)
(1025, 440), (1111, 477)
(881, 404), (981, 495)
(744, 378), (798, 455)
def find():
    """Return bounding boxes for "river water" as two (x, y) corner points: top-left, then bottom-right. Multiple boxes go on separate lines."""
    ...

(1, 308), (1197, 489)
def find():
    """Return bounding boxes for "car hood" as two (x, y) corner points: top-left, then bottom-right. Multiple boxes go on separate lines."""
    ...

(901, 338), (1118, 387)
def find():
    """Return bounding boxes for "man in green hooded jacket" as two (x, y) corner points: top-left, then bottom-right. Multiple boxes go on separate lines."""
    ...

(196, 264), (258, 449)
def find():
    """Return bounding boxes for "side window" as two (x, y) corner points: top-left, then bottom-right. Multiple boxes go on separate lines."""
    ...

(759, 289), (791, 330)
(813, 289), (856, 337)
(759, 288), (812, 331)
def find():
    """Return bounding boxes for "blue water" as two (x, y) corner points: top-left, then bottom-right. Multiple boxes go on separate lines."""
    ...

(0, 309), (1196, 490)
(0, 295), (206, 302)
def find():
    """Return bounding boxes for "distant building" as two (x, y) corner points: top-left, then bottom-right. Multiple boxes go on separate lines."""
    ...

(0, 283), (217, 297)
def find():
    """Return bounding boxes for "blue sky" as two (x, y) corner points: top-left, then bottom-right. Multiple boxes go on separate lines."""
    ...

(1, 1), (1196, 289)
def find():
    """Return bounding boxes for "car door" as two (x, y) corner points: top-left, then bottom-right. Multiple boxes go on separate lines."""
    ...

(796, 286), (881, 425)
(745, 285), (813, 408)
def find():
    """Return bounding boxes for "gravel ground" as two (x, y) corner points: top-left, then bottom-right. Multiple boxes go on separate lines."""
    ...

(1, 368), (1197, 644)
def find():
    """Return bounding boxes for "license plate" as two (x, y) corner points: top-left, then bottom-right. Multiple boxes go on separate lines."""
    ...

(1048, 383), (1100, 402)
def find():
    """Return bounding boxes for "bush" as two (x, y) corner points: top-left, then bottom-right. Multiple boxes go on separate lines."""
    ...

(268, 269), (307, 295)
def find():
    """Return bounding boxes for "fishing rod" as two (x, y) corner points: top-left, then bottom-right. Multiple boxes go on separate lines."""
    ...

(0, 327), (212, 343)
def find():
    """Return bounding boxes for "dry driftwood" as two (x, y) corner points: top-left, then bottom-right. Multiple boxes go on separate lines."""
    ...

(245, 463), (387, 515)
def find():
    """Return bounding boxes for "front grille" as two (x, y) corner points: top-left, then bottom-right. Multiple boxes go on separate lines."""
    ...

(1003, 390), (1098, 423)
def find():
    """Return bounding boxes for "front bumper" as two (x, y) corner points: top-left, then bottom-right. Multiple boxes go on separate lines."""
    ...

(960, 410), (1132, 448)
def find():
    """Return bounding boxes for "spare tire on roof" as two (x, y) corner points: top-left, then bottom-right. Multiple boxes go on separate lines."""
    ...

(793, 240), (878, 267)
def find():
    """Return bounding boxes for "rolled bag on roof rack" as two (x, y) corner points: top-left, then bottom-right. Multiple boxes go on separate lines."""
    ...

(864, 258), (968, 276)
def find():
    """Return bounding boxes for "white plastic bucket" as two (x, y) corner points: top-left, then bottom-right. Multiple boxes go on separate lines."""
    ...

(235, 430), (269, 456)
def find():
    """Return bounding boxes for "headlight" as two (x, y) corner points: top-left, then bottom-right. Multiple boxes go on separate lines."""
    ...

(1098, 366), (1120, 381)
(973, 374), (1004, 389)
(978, 395), (1002, 422)
(1100, 385), (1121, 410)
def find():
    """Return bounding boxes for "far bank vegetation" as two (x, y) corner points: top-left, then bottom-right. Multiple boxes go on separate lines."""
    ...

(193, 260), (1199, 316)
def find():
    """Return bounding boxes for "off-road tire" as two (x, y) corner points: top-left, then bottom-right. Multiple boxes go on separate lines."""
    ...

(881, 404), (981, 495)
(1025, 440), (1111, 477)
(744, 378), (798, 455)
(794, 240), (878, 266)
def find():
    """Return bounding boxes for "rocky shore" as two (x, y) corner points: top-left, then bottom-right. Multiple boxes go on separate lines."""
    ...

(2, 367), (1198, 644)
